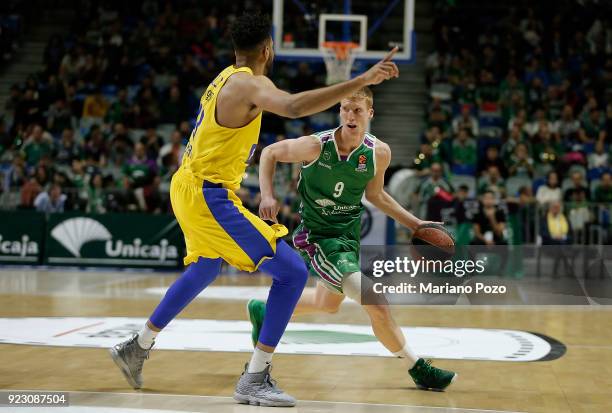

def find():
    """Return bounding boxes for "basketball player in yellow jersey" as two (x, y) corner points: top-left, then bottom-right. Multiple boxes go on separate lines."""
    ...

(109, 12), (399, 407)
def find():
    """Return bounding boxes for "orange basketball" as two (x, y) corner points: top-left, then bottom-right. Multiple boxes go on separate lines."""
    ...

(411, 223), (455, 260)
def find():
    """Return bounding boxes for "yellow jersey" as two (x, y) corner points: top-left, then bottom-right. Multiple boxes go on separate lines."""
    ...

(180, 65), (262, 190)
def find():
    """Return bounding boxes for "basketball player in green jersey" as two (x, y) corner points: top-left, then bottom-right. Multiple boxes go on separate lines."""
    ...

(250, 87), (457, 391)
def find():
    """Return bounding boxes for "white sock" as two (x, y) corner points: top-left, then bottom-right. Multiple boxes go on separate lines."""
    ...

(393, 344), (419, 369)
(248, 347), (273, 373)
(137, 324), (158, 349)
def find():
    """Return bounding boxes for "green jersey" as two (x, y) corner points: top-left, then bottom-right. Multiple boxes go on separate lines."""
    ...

(293, 127), (377, 292)
(297, 127), (376, 238)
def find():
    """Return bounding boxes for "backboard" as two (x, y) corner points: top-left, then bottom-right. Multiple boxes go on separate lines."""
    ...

(272, 0), (415, 63)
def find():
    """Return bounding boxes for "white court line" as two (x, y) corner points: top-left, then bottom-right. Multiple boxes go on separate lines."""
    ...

(1, 390), (528, 413)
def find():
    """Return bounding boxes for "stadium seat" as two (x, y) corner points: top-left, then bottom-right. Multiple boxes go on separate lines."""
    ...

(590, 179), (601, 199)
(532, 177), (546, 193)
(156, 124), (176, 141)
(451, 175), (476, 196)
(506, 176), (531, 197)
(284, 119), (306, 139)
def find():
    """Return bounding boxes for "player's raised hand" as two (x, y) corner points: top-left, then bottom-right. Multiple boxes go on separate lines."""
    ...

(259, 196), (280, 223)
(360, 46), (400, 86)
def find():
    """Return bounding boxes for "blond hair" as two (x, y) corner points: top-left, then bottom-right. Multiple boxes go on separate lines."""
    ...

(346, 86), (373, 108)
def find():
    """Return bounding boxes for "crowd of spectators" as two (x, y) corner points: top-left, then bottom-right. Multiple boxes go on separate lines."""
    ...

(415, 0), (612, 244)
(0, 1), (328, 232)
(2, 1), (611, 245)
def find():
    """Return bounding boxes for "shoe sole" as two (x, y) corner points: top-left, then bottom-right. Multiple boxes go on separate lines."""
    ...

(416, 373), (458, 392)
(109, 347), (141, 390)
(233, 392), (295, 407)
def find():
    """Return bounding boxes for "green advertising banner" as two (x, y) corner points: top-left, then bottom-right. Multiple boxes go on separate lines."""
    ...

(0, 211), (45, 264)
(44, 213), (183, 268)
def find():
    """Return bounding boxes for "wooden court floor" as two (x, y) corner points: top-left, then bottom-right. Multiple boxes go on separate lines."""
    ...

(0, 267), (611, 413)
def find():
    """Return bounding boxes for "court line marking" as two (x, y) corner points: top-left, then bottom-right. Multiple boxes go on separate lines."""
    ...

(11, 389), (528, 413)
(53, 322), (105, 337)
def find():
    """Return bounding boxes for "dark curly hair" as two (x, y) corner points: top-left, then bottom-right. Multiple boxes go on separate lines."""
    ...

(230, 12), (272, 52)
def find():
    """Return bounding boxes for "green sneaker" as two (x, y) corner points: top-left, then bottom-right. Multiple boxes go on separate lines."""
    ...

(246, 299), (266, 347)
(408, 358), (457, 391)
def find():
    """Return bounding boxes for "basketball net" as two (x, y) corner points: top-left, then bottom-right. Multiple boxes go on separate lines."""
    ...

(321, 41), (359, 85)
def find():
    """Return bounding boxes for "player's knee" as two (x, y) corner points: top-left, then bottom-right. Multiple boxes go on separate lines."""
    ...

(282, 254), (309, 288)
(289, 257), (309, 286)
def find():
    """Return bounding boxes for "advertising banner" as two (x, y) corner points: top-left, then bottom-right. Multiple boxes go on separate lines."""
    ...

(44, 213), (183, 268)
(0, 211), (45, 264)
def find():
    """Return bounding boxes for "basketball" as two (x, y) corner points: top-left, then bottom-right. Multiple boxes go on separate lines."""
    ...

(411, 223), (455, 261)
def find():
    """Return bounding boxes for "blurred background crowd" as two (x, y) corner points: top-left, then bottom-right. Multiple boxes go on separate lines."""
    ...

(412, 0), (611, 245)
(0, 0), (611, 246)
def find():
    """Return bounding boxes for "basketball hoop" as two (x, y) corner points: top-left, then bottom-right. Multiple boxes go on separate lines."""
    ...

(320, 41), (359, 85)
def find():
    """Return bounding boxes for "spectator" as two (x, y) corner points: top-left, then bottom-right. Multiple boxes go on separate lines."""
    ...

(541, 201), (572, 245)
(67, 159), (88, 208)
(54, 128), (81, 166)
(87, 174), (106, 214)
(414, 162), (453, 207)
(20, 175), (43, 209)
(160, 85), (187, 124)
(579, 107), (607, 143)
(588, 141), (609, 169)
(109, 123), (134, 160)
(533, 122), (563, 170)
(158, 130), (185, 168)
(139, 128), (164, 160)
(82, 88), (110, 119)
(453, 184), (479, 224)
(426, 98), (451, 136)
(594, 172), (612, 203)
(478, 165), (506, 199)
(124, 142), (157, 189)
(14, 89), (43, 130)
(507, 143), (534, 177)
(21, 125), (53, 167)
(451, 128), (477, 174)
(46, 99), (72, 136)
(525, 109), (553, 137)
(105, 88), (134, 125)
(476, 70), (500, 110)
(471, 190), (507, 246)
(452, 105), (479, 137)
(83, 125), (108, 164)
(477, 145), (507, 177)
(34, 184), (66, 213)
(552, 104), (575, 139)
(413, 143), (443, 176)
(536, 171), (562, 207)
(564, 171), (590, 202)
(501, 124), (528, 163)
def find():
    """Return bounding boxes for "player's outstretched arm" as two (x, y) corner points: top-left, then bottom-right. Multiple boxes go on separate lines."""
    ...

(258, 135), (322, 222)
(249, 47), (400, 119)
(365, 141), (437, 231)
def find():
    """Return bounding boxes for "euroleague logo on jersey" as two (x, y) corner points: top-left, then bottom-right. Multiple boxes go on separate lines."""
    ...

(356, 154), (368, 172)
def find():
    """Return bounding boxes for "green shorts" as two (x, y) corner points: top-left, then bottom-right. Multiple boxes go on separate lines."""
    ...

(292, 223), (360, 294)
